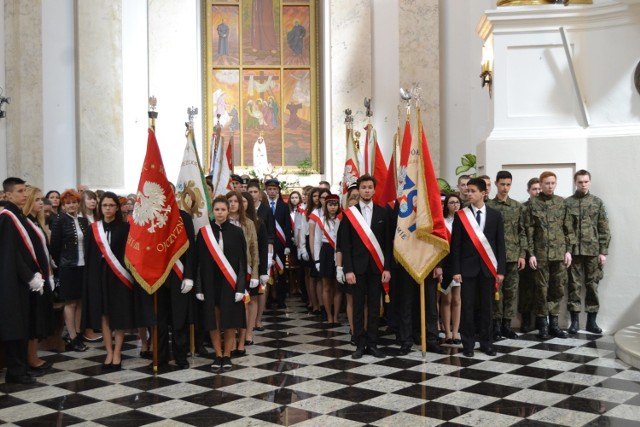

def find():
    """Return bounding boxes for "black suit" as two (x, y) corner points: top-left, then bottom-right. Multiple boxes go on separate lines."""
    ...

(267, 197), (292, 306)
(451, 206), (506, 352)
(342, 203), (392, 348)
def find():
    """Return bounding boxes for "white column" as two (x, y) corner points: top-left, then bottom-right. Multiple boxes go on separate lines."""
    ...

(0, 2), (6, 180)
(42, 0), (76, 192)
(371, 0), (400, 162)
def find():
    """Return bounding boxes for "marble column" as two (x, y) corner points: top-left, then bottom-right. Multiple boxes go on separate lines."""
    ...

(75, 0), (124, 189)
(399, 0), (440, 174)
(4, 0), (44, 186)
(329, 0), (373, 186)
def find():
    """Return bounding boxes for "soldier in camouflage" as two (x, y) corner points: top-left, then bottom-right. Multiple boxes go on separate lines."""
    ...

(525, 171), (574, 340)
(518, 178), (540, 333)
(565, 170), (610, 335)
(487, 171), (527, 340)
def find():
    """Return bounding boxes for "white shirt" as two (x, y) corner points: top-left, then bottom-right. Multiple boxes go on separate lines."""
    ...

(469, 205), (486, 231)
(359, 201), (373, 227)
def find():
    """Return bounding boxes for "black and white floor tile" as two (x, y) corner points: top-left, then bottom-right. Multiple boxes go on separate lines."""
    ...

(2, 298), (639, 426)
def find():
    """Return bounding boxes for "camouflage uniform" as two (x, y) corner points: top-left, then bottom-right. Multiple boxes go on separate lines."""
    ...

(525, 193), (574, 317)
(518, 199), (536, 316)
(487, 196), (526, 321)
(565, 191), (610, 313)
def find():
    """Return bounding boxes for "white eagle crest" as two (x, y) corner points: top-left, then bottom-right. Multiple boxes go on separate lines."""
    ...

(133, 181), (171, 233)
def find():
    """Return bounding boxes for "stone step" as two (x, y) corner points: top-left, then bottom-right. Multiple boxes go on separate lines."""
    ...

(615, 324), (640, 370)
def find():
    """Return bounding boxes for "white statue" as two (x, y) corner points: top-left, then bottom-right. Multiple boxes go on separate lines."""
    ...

(253, 134), (269, 176)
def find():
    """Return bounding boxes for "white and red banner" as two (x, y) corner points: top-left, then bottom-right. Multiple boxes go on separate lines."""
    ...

(201, 225), (237, 291)
(93, 222), (134, 289)
(343, 206), (384, 274)
(176, 127), (212, 231)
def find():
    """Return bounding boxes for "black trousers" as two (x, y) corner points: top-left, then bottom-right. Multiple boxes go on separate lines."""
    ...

(156, 285), (189, 364)
(460, 273), (494, 352)
(352, 271), (382, 348)
(394, 268), (439, 346)
(2, 340), (28, 377)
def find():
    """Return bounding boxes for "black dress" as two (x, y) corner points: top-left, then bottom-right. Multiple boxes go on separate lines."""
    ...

(25, 216), (54, 340)
(197, 220), (247, 331)
(82, 220), (137, 331)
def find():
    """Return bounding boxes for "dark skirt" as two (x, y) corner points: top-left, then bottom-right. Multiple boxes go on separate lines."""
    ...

(29, 284), (54, 340)
(58, 266), (84, 301)
(319, 243), (336, 279)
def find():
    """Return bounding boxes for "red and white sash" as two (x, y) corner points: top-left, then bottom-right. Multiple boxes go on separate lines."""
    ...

(1, 210), (41, 273)
(319, 217), (337, 249)
(457, 208), (498, 279)
(343, 205), (385, 273)
(274, 219), (286, 246)
(92, 221), (134, 289)
(201, 224), (237, 291)
(26, 219), (52, 275)
(274, 254), (284, 274)
(172, 259), (184, 281)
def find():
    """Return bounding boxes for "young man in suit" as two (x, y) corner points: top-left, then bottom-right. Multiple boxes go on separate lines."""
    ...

(265, 179), (292, 309)
(341, 174), (392, 359)
(451, 177), (506, 357)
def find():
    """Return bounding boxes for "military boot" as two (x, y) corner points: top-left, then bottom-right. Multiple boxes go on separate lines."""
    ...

(536, 317), (550, 340)
(568, 312), (580, 335)
(520, 313), (532, 333)
(493, 319), (503, 341)
(586, 312), (603, 334)
(501, 319), (518, 339)
(549, 316), (568, 338)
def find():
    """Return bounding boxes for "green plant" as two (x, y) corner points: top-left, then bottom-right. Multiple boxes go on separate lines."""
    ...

(437, 153), (477, 193)
(297, 157), (313, 175)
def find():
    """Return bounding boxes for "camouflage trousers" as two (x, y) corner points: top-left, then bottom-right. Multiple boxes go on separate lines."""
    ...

(568, 255), (603, 313)
(493, 262), (519, 320)
(518, 264), (535, 314)
(533, 260), (567, 317)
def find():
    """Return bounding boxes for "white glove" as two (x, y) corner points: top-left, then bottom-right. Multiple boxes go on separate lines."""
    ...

(180, 279), (194, 294)
(298, 247), (309, 261)
(260, 275), (269, 286)
(336, 266), (345, 284)
(284, 247), (291, 256)
(234, 292), (244, 302)
(49, 276), (55, 292)
(29, 272), (45, 294)
(250, 279), (259, 289)
(195, 293), (204, 301)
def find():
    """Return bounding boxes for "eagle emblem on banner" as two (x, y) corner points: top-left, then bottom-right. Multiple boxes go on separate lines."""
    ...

(133, 181), (171, 233)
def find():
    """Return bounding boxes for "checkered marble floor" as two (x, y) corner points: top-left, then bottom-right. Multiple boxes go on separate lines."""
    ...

(2, 299), (640, 426)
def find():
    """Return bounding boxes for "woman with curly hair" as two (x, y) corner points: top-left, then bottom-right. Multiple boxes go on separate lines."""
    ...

(50, 189), (89, 352)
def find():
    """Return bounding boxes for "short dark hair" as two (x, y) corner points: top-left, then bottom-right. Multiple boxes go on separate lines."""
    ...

(478, 174), (491, 181)
(318, 180), (331, 188)
(3, 177), (26, 193)
(212, 195), (229, 208)
(457, 175), (471, 184)
(467, 177), (486, 192)
(356, 174), (376, 189)
(527, 177), (540, 190)
(574, 169), (591, 181)
(247, 181), (261, 191)
(495, 171), (512, 181)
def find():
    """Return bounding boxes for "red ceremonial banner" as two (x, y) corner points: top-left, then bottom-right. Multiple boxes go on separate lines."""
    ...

(125, 128), (189, 294)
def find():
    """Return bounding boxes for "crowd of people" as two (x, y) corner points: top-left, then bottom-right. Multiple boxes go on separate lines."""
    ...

(0, 168), (610, 384)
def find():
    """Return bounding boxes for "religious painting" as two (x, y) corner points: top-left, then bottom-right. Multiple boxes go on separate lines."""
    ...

(209, 69), (241, 170)
(204, 0), (318, 172)
(242, 70), (282, 167)
(283, 70), (311, 165)
(212, 5), (239, 66)
(241, 0), (281, 66)
(283, 7), (310, 66)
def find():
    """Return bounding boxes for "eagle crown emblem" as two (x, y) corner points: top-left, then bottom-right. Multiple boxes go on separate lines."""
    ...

(133, 181), (171, 233)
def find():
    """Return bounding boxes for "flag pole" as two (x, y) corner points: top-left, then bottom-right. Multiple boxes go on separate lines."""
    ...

(148, 96), (160, 374)
(416, 103), (427, 358)
(187, 107), (199, 357)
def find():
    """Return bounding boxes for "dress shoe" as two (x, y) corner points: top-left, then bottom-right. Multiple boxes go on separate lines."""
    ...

(253, 326), (265, 332)
(231, 349), (246, 358)
(398, 344), (412, 355)
(111, 363), (122, 371)
(426, 344), (446, 354)
(27, 368), (46, 377)
(29, 360), (52, 371)
(462, 350), (475, 358)
(480, 346), (497, 356)
(5, 373), (36, 384)
(365, 346), (386, 358)
(244, 340), (254, 346)
(66, 337), (87, 352)
(175, 360), (190, 369)
(352, 347), (365, 359)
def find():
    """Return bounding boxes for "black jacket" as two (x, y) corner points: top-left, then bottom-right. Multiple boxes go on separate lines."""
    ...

(50, 213), (90, 268)
(341, 203), (392, 275)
